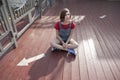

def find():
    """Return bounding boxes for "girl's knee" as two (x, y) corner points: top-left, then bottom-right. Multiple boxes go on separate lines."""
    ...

(50, 41), (54, 47)
(73, 42), (79, 48)
(75, 43), (79, 48)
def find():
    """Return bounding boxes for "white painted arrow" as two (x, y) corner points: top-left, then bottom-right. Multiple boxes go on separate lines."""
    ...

(17, 53), (45, 66)
(99, 15), (107, 19)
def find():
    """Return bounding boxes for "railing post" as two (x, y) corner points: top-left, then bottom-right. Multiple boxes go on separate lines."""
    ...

(6, 0), (18, 37)
(28, 11), (32, 23)
(0, 43), (3, 56)
(49, 0), (52, 7)
(2, 0), (17, 47)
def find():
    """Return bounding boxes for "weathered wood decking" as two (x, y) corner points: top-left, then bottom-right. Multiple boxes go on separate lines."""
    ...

(0, 0), (120, 80)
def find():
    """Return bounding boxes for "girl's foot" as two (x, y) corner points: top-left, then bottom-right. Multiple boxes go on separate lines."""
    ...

(51, 47), (57, 52)
(67, 48), (77, 55)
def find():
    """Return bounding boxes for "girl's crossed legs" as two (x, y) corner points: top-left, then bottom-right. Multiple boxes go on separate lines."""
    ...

(51, 38), (78, 51)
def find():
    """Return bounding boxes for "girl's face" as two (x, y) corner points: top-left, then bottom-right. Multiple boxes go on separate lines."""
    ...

(64, 11), (71, 22)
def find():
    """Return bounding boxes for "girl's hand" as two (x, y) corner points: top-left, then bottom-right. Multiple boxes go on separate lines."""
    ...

(62, 43), (66, 48)
(62, 43), (68, 49)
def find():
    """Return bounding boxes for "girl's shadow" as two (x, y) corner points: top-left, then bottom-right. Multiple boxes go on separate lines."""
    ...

(28, 47), (75, 80)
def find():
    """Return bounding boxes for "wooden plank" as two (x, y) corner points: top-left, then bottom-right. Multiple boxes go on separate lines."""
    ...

(93, 18), (120, 80)
(85, 18), (107, 80)
(63, 56), (72, 80)
(81, 18), (97, 80)
(77, 23), (89, 80)
(90, 21), (115, 80)
(45, 52), (65, 80)
(102, 18), (120, 71)
(71, 28), (80, 80)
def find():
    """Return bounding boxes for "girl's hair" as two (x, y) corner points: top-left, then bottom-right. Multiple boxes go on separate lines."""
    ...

(60, 8), (71, 22)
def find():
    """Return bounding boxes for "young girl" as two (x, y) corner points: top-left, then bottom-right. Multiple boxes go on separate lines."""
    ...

(51, 8), (78, 55)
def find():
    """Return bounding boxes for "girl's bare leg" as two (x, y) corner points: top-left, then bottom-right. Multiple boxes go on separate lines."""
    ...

(51, 39), (67, 51)
(67, 39), (79, 49)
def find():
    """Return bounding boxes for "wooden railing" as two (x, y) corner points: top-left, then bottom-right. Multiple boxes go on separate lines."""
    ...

(12, 0), (35, 20)
(0, 0), (56, 56)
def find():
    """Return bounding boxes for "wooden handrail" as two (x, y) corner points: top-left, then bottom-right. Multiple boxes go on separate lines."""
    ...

(13, 0), (35, 19)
